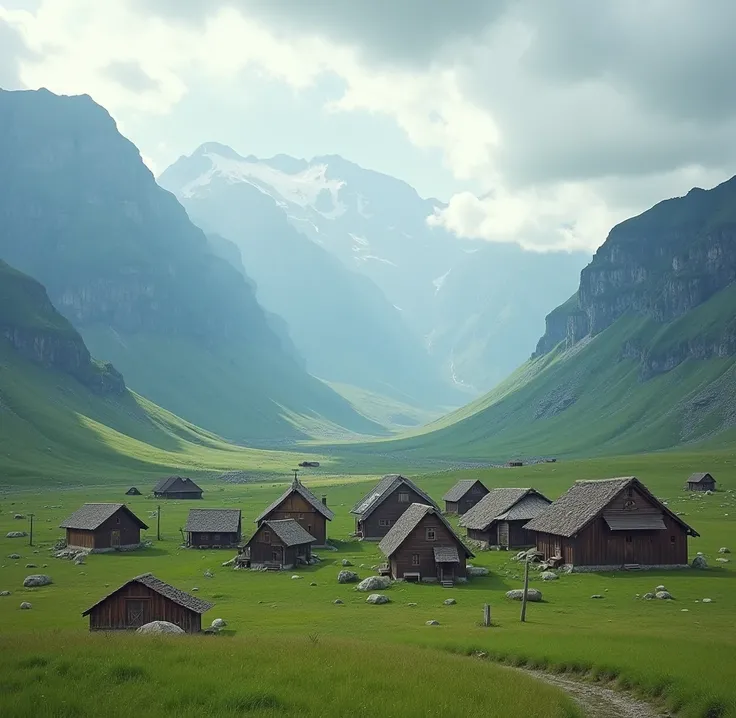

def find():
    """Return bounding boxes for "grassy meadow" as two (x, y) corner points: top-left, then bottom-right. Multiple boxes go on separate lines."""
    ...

(1, 452), (735, 717)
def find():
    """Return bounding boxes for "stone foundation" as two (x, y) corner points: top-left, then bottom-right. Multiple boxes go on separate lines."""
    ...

(566, 563), (690, 573)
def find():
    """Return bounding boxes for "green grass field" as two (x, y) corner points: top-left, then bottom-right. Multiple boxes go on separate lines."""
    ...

(1, 452), (735, 717)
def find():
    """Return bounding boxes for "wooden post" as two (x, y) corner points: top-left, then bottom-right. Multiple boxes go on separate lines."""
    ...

(483, 603), (491, 627)
(157, 505), (161, 541)
(28, 513), (34, 546)
(520, 558), (530, 623)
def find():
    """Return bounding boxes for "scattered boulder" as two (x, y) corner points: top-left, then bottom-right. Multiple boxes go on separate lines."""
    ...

(291, 575), (303, 580)
(13, 514), (25, 520)
(8, 554), (21, 560)
(655, 591), (673, 600)
(23, 574), (52, 588)
(73, 556), (85, 566)
(337, 570), (359, 584)
(310, 582), (317, 586)
(702, 598), (713, 603)
(365, 593), (390, 605)
(203, 569), (214, 578)
(426, 620), (440, 626)
(211, 618), (227, 629)
(643, 593), (655, 600)
(541, 571), (558, 581)
(407, 602), (417, 607)
(341, 559), (353, 567)
(716, 558), (729, 563)
(655, 585), (667, 592)
(356, 576), (391, 592)
(25, 564), (37, 569)
(20, 601), (32, 610)
(443, 598), (456, 605)
(136, 621), (185, 635)
(191, 587), (199, 592)
(333, 599), (344, 605)
(506, 588), (542, 602)
(467, 566), (489, 577)
(718, 547), (730, 554)
(0, 591), (10, 596)
(6, 532), (27, 539)
(590, 595), (604, 599)
(691, 555), (708, 570)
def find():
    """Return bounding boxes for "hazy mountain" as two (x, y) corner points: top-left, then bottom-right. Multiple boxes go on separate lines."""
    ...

(160, 144), (460, 407)
(378, 175), (736, 459)
(161, 144), (588, 394)
(0, 88), (383, 443)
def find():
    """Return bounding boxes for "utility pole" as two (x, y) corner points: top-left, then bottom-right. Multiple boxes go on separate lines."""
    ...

(520, 558), (530, 623)
(28, 513), (34, 547)
(157, 505), (161, 541)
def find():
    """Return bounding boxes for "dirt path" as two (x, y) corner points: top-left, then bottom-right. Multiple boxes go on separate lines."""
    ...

(518, 668), (669, 718)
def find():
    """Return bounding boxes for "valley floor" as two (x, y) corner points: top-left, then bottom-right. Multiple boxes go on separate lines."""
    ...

(1, 454), (735, 718)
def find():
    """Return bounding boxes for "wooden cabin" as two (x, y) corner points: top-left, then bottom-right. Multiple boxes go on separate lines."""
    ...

(351, 474), (440, 540)
(153, 476), (203, 500)
(60, 503), (148, 552)
(184, 508), (242, 549)
(378, 503), (473, 585)
(125, 487), (141, 496)
(685, 473), (716, 492)
(82, 573), (213, 632)
(524, 477), (699, 570)
(254, 476), (333, 547)
(507, 460), (524, 467)
(443, 479), (489, 515)
(459, 488), (551, 548)
(238, 519), (316, 570)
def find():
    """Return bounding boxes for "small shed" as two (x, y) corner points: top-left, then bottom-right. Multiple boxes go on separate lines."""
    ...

(60, 503), (148, 552)
(239, 519), (316, 570)
(685, 473), (716, 492)
(82, 573), (213, 632)
(378, 503), (473, 585)
(125, 487), (141, 496)
(443, 479), (489, 515)
(460, 488), (551, 549)
(153, 476), (203, 500)
(507, 460), (524, 467)
(184, 508), (242, 548)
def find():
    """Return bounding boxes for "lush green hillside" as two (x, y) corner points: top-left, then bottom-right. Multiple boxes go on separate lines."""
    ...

(0, 88), (382, 443)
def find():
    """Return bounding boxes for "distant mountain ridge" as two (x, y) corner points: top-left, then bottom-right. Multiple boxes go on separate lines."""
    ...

(161, 143), (588, 394)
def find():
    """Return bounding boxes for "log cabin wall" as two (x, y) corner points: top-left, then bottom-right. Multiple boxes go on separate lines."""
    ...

(263, 494), (327, 545)
(188, 531), (239, 548)
(67, 509), (142, 550)
(360, 485), (429, 539)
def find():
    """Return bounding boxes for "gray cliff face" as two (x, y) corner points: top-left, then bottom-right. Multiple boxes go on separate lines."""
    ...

(534, 176), (736, 376)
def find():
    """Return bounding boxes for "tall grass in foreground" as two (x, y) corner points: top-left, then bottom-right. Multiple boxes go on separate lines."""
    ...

(0, 632), (581, 718)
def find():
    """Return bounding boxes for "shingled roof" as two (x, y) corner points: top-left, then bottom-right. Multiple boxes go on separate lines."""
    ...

(184, 508), (241, 533)
(523, 477), (700, 538)
(263, 519), (317, 547)
(687, 472), (714, 483)
(254, 479), (334, 523)
(443, 479), (486, 502)
(60, 503), (148, 531)
(82, 573), (213, 616)
(460, 488), (551, 530)
(378, 503), (473, 559)
(351, 475), (438, 518)
(153, 476), (202, 494)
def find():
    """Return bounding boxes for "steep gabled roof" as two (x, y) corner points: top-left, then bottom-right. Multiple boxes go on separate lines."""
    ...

(263, 519), (317, 547)
(351, 474), (438, 518)
(82, 573), (213, 616)
(60, 503), (148, 531)
(153, 476), (202, 494)
(254, 479), (334, 523)
(687, 472), (714, 483)
(378, 503), (473, 559)
(524, 477), (700, 538)
(184, 508), (241, 533)
(459, 488), (549, 531)
(443, 479), (486, 502)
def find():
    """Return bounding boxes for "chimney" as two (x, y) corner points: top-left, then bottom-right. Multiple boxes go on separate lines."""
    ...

(321, 495), (328, 507)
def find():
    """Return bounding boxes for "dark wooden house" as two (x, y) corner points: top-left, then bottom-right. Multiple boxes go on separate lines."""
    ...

(685, 472), (716, 492)
(524, 477), (699, 570)
(254, 476), (333, 547)
(60, 503), (148, 552)
(125, 487), (141, 496)
(184, 508), (242, 548)
(153, 476), (203, 500)
(238, 519), (316, 570)
(507, 459), (524, 467)
(378, 503), (473, 585)
(459, 488), (551, 548)
(82, 573), (213, 632)
(443, 479), (489, 515)
(351, 474), (440, 540)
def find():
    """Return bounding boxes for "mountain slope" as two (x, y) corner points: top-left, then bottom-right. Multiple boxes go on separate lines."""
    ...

(0, 88), (383, 443)
(159, 144), (459, 407)
(161, 146), (588, 394)
(354, 175), (736, 459)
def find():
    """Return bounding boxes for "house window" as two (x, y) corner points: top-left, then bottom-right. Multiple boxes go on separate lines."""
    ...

(201, 533), (209, 542)
(411, 553), (420, 566)
(379, 519), (391, 527)
(213, 534), (221, 543)
(670, 535), (676, 544)
(426, 527), (436, 541)
(398, 492), (410, 503)
(625, 535), (632, 543)
(263, 531), (271, 544)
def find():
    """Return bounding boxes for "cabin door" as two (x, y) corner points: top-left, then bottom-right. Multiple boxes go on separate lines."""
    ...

(126, 599), (146, 627)
(498, 522), (510, 548)
(111, 530), (121, 548)
(625, 535), (635, 563)
(439, 564), (454, 582)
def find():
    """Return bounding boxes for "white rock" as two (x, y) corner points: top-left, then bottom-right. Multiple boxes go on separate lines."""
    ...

(702, 598), (713, 603)
(0, 591), (11, 596)
(365, 593), (390, 605)
(718, 547), (730, 554)
(541, 571), (558, 581)
(23, 574), (52, 588)
(506, 588), (542, 602)
(443, 598), (456, 605)
(136, 621), (185, 635)
(691, 555), (708, 569)
(467, 566), (489, 577)
(337, 570), (359, 584)
(341, 559), (353, 567)
(716, 558), (729, 563)
(590, 594), (604, 599)
(211, 618), (227, 629)
(655, 591), (673, 600)
(656, 585), (667, 592)
(333, 599), (344, 605)
(426, 620), (440, 626)
(20, 601), (32, 610)
(356, 576), (391, 592)
(6, 532), (27, 539)
(291, 575), (303, 580)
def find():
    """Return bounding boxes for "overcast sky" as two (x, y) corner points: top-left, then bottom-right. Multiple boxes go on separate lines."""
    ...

(2, 0), (736, 252)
